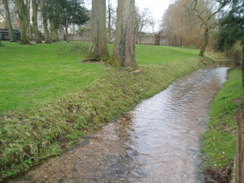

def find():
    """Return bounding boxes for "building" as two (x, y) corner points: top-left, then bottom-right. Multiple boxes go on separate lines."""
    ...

(136, 31), (168, 46)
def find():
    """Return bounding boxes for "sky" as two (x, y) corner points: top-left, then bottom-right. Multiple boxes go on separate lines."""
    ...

(84, 0), (170, 33)
(135, 0), (170, 32)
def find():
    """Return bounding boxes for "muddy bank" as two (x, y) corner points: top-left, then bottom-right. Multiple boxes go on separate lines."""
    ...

(7, 67), (228, 183)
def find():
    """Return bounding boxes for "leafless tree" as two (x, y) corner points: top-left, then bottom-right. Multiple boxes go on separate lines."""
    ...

(191, 0), (228, 56)
(107, 0), (116, 43)
(135, 7), (155, 33)
(161, 0), (228, 54)
(161, 0), (203, 47)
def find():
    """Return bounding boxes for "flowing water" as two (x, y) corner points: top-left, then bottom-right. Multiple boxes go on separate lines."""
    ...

(10, 67), (228, 183)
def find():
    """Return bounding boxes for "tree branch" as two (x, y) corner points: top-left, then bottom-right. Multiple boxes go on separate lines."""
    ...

(0, 10), (5, 19)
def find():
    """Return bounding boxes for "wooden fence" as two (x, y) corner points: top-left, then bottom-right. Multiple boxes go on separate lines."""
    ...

(235, 109), (243, 183)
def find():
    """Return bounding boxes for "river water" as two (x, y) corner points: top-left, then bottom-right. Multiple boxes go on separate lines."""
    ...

(10, 67), (228, 183)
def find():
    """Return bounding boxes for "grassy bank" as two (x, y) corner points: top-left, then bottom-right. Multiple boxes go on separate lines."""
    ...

(0, 42), (199, 113)
(0, 41), (204, 181)
(200, 68), (244, 182)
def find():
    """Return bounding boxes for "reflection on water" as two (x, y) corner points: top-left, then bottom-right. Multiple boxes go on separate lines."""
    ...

(10, 67), (228, 183)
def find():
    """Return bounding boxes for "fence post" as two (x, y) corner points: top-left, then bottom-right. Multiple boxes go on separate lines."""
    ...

(236, 109), (243, 183)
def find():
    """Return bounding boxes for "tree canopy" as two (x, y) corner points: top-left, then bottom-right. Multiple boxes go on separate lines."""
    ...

(58, 0), (89, 28)
(42, 0), (89, 42)
(215, 0), (244, 51)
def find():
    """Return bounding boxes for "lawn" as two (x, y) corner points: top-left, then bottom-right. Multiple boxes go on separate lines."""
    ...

(136, 44), (199, 64)
(0, 41), (199, 113)
(0, 42), (104, 112)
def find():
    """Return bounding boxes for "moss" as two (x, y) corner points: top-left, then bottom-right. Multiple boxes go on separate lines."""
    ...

(108, 55), (121, 67)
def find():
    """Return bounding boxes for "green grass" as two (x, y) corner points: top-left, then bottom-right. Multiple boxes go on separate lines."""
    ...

(0, 42), (104, 112)
(0, 41), (206, 181)
(0, 42), (200, 113)
(109, 44), (200, 65)
(136, 45), (199, 65)
(200, 68), (244, 181)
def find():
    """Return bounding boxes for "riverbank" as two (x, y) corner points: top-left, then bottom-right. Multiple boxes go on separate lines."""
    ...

(0, 42), (200, 113)
(200, 68), (244, 182)
(0, 42), (209, 181)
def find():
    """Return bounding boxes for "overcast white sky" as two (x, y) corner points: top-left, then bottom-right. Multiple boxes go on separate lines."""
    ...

(84, 0), (170, 33)
(135, 0), (170, 32)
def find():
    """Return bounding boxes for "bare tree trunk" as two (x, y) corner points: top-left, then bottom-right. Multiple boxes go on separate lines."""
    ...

(16, 0), (29, 44)
(32, 0), (42, 43)
(88, 0), (109, 60)
(26, 0), (33, 40)
(65, 25), (69, 43)
(43, 18), (51, 43)
(199, 27), (209, 56)
(3, 0), (15, 42)
(50, 21), (56, 42)
(50, 20), (59, 42)
(54, 28), (59, 41)
(110, 0), (136, 67)
(107, 0), (112, 43)
(41, 0), (51, 44)
(242, 40), (244, 89)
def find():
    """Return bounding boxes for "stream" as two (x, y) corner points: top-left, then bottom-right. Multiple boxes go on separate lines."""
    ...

(10, 67), (228, 183)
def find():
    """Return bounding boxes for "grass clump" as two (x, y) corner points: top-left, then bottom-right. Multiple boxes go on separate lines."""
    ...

(200, 68), (244, 182)
(0, 41), (207, 181)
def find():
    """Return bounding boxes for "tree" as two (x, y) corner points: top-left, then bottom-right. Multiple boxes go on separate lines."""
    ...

(215, 0), (244, 51)
(42, 0), (88, 43)
(107, 0), (116, 43)
(214, 0), (244, 88)
(88, 0), (109, 60)
(161, 0), (203, 47)
(191, 0), (228, 56)
(110, 0), (136, 67)
(26, 0), (33, 40)
(2, 0), (15, 42)
(16, 0), (29, 44)
(58, 0), (89, 43)
(135, 8), (154, 34)
(32, 0), (42, 43)
(42, 0), (60, 42)
(50, 20), (59, 42)
(41, 0), (51, 43)
(149, 18), (155, 33)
